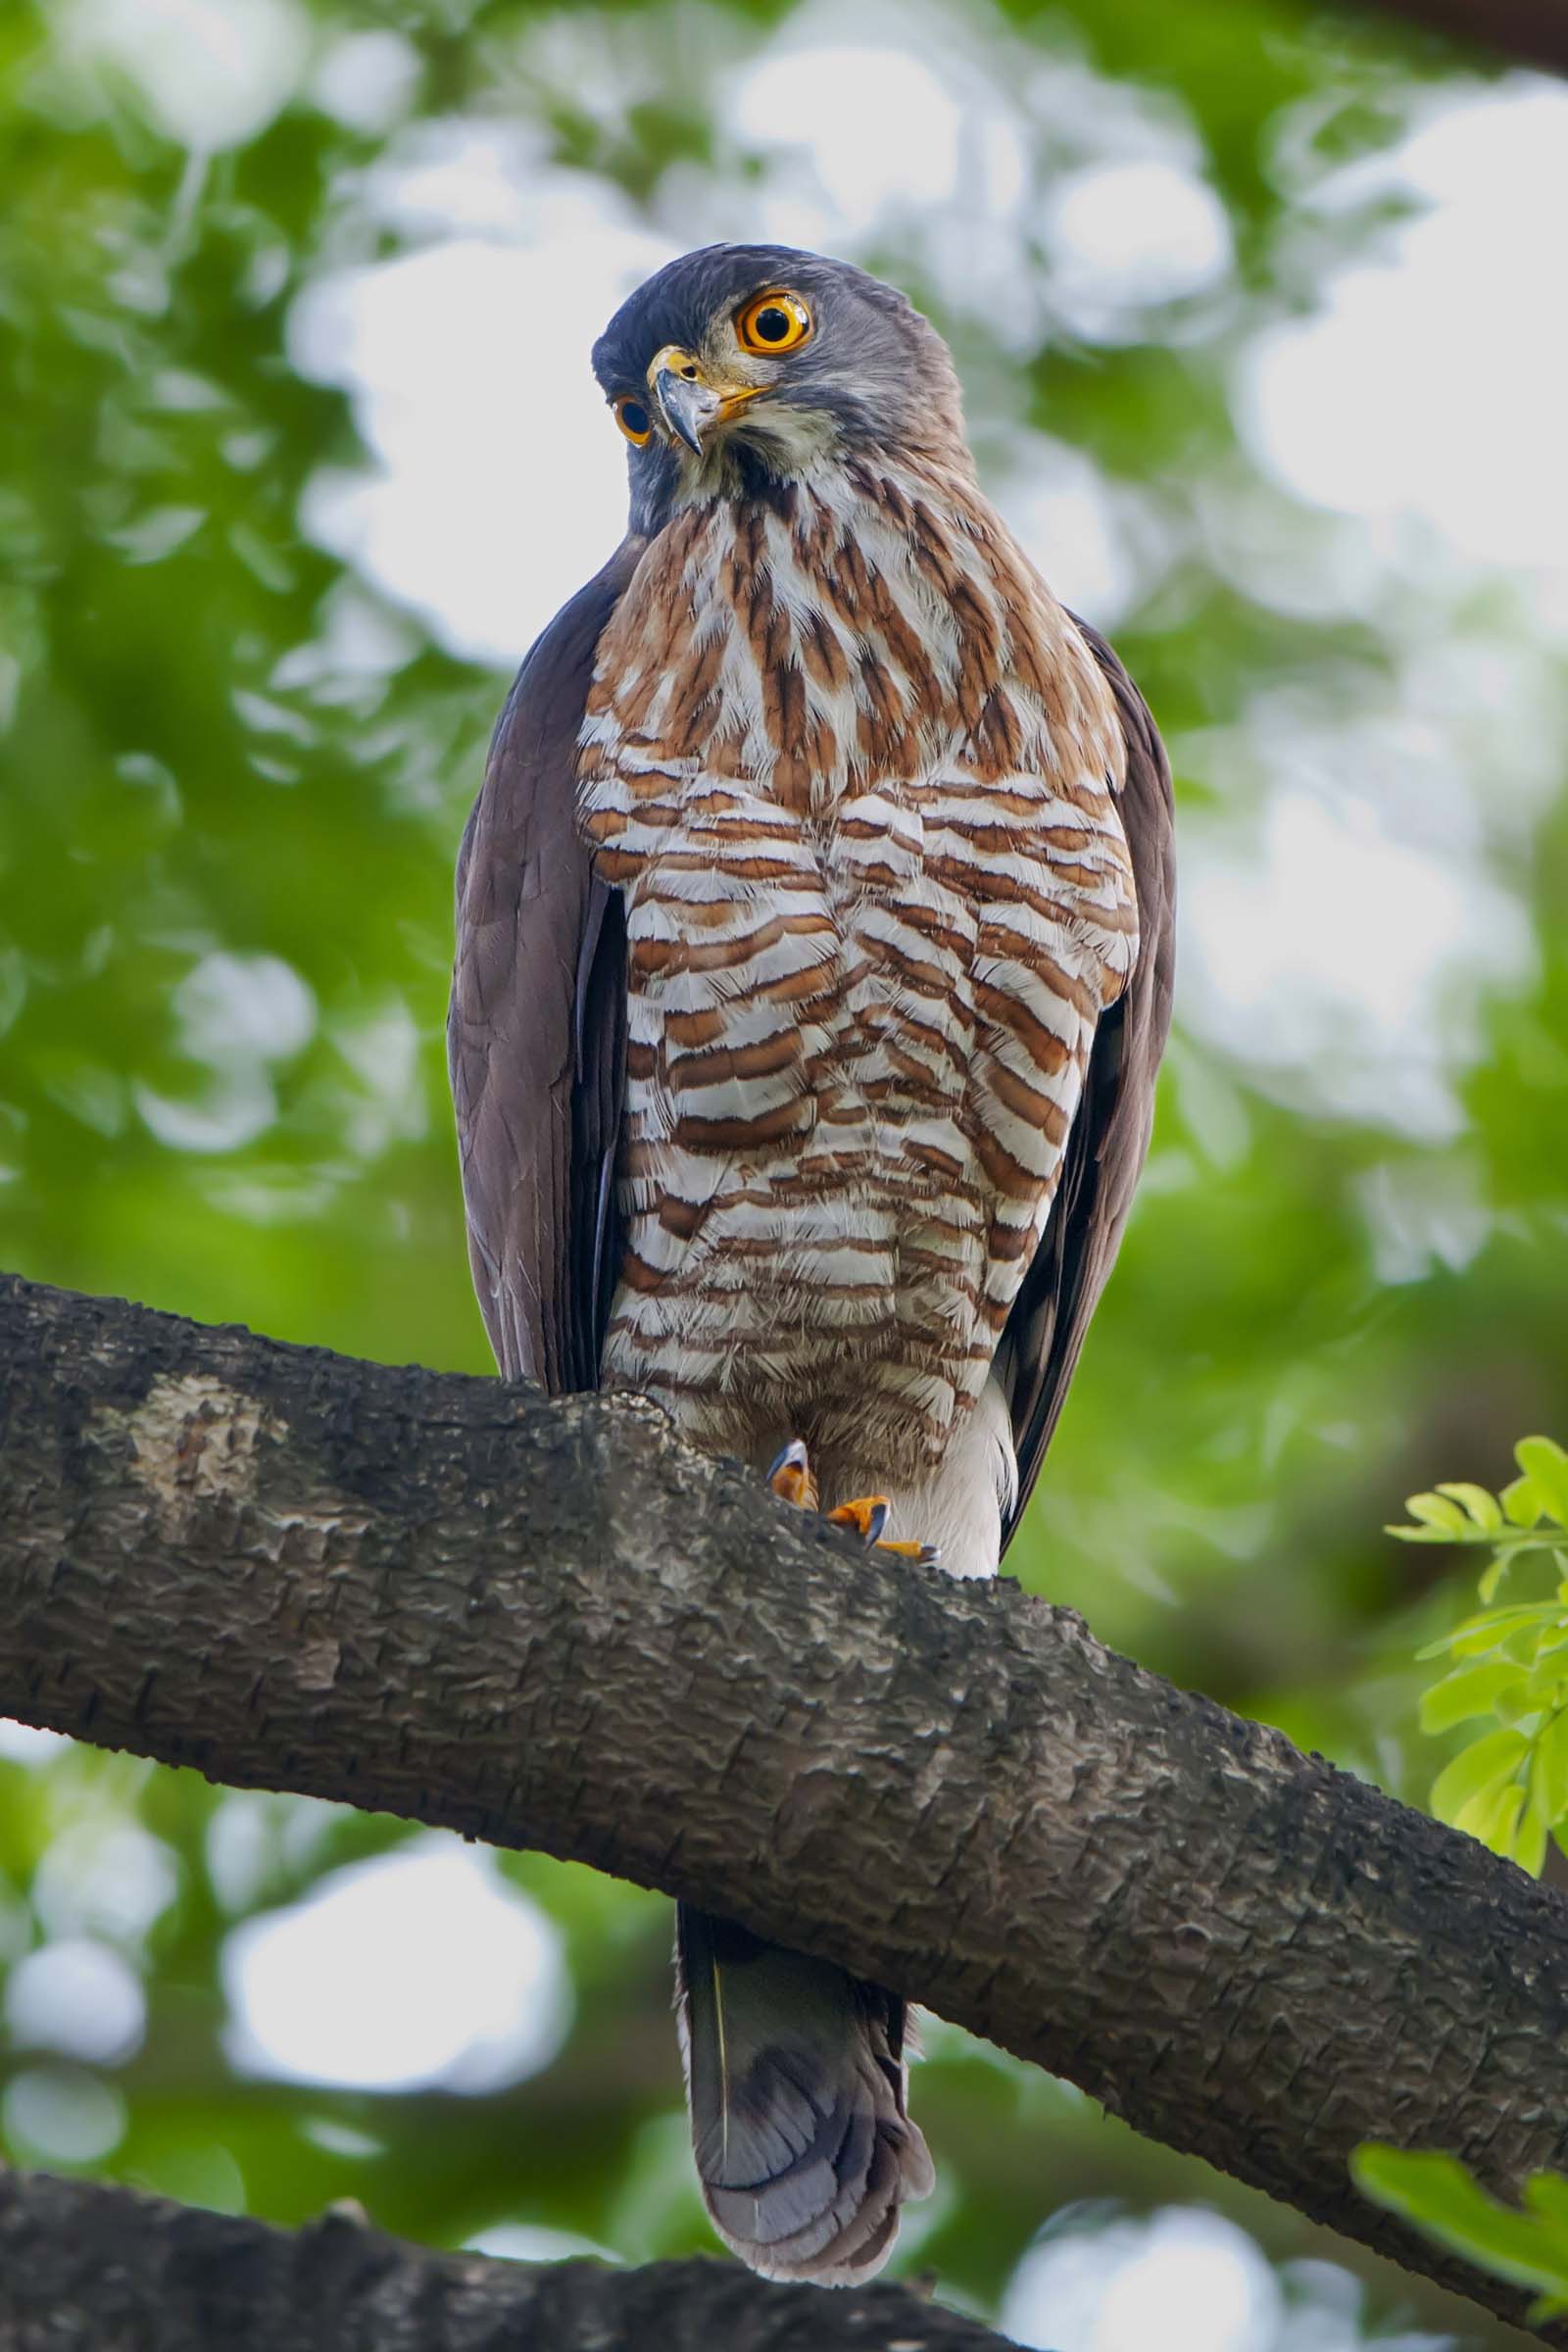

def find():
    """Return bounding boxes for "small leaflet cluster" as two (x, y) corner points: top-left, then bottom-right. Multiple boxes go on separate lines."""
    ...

(1393, 1434), (1568, 1877)
(1353, 2145), (1568, 2325)
(1352, 1437), (1568, 2316)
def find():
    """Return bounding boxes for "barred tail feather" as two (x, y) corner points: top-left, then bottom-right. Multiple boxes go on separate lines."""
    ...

(674, 1904), (934, 2285)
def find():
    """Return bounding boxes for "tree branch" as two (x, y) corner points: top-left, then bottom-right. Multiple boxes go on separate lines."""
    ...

(0, 2167), (1014, 2349)
(1339, 0), (1568, 78)
(2, 1270), (1567, 2337)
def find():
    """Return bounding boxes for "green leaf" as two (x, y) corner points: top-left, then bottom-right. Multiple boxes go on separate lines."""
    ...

(1352, 2148), (1568, 2300)
(1514, 1657), (1568, 1711)
(1503, 1474), (1544, 1530)
(1436, 1483), (1505, 1534)
(1526, 2174), (1568, 2229)
(1479, 1552), (1514, 1604)
(1430, 1727), (1529, 1829)
(1419, 1660), (1527, 1734)
(1416, 1629), (1480, 1662)
(1401, 1492), (1471, 1536)
(1454, 1777), (1525, 1852)
(1531, 1710), (1568, 1827)
(1442, 1603), (1568, 1660)
(1516, 1439), (1568, 1527)
(1514, 1803), (1549, 1878)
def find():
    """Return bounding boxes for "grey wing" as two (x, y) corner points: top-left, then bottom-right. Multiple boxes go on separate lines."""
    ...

(447, 541), (641, 1392)
(997, 619), (1177, 1551)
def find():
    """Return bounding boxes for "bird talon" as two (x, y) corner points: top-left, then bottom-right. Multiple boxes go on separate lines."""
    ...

(826, 1494), (938, 1560)
(775, 1462), (936, 1558)
(826, 1493), (891, 1544)
(767, 1438), (816, 1509)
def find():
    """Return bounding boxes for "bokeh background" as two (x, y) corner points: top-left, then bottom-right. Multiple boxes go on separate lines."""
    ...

(2, 0), (1566, 2343)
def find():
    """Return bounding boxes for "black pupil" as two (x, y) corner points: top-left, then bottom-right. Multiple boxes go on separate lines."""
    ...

(621, 401), (649, 436)
(754, 306), (792, 343)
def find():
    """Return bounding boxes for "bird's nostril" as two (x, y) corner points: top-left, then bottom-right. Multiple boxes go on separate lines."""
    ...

(679, 364), (698, 378)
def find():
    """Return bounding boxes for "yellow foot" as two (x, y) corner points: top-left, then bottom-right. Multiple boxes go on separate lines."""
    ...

(767, 1438), (818, 1511)
(826, 1493), (892, 1543)
(769, 1446), (939, 1563)
(827, 1493), (940, 1566)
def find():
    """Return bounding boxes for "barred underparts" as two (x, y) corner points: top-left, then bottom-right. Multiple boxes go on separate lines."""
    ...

(449, 241), (1174, 2289)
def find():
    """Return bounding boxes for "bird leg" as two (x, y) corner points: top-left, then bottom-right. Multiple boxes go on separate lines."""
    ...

(766, 1444), (937, 1563)
(827, 1495), (937, 1563)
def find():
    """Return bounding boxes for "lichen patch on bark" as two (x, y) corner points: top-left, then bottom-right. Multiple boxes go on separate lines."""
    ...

(113, 1371), (279, 1538)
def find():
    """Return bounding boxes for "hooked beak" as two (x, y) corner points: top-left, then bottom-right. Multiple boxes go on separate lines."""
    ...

(648, 345), (761, 455)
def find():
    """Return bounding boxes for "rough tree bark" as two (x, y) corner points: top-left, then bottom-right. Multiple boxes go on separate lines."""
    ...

(0, 2171), (1012, 2351)
(2, 1270), (1567, 2340)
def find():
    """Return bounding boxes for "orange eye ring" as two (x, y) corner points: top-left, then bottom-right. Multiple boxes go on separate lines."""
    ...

(735, 288), (812, 356)
(613, 393), (653, 446)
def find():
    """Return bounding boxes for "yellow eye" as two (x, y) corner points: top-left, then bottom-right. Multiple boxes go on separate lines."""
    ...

(736, 289), (812, 355)
(613, 394), (653, 446)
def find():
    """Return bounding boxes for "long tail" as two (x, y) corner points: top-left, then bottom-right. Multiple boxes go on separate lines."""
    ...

(674, 1904), (934, 2284)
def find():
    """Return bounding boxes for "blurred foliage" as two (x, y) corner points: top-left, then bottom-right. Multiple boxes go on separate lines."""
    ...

(1354, 2149), (1568, 2325)
(1, 0), (1565, 2343)
(1394, 1436), (1568, 1876)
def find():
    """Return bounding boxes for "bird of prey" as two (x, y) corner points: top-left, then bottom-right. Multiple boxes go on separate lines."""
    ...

(449, 243), (1175, 2286)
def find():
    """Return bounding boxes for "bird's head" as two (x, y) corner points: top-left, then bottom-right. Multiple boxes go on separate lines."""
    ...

(591, 244), (966, 524)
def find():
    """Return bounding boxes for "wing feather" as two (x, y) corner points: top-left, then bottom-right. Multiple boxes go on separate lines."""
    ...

(998, 619), (1176, 1548)
(448, 541), (641, 1391)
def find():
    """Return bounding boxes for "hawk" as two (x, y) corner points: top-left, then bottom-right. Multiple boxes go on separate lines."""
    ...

(449, 244), (1175, 2286)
